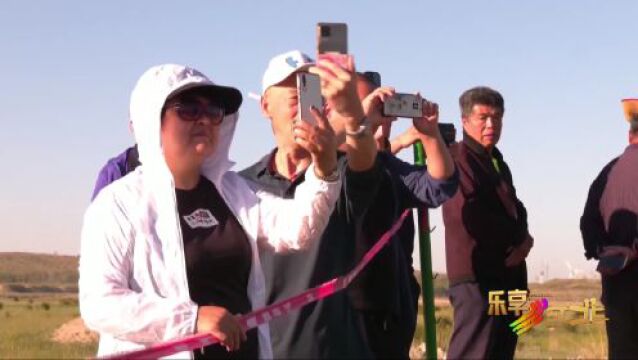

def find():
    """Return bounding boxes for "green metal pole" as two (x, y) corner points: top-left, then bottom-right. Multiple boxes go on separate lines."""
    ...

(413, 141), (437, 360)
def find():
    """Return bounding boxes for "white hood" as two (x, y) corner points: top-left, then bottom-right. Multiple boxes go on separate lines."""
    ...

(129, 64), (237, 187)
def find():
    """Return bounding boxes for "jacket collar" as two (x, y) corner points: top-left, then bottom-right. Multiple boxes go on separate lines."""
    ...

(462, 131), (504, 162)
(462, 131), (518, 220)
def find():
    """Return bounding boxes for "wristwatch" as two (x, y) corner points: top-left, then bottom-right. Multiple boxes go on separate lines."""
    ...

(345, 117), (371, 138)
(315, 167), (340, 182)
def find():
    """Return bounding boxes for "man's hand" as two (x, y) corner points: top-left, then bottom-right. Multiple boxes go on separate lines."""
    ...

(390, 97), (441, 154)
(505, 234), (534, 267)
(196, 306), (246, 352)
(309, 56), (365, 131)
(391, 126), (427, 154)
(599, 245), (638, 261)
(413, 97), (440, 138)
(361, 86), (397, 133)
(308, 55), (376, 172)
(293, 106), (338, 179)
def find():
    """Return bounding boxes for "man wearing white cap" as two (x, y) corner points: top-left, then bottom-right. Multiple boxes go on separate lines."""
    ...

(240, 50), (381, 358)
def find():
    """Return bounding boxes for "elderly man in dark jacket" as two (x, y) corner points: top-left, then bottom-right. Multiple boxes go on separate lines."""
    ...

(442, 86), (533, 360)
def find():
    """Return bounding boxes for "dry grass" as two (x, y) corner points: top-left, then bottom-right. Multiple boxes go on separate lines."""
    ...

(410, 280), (608, 359)
(0, 296), (97, 358)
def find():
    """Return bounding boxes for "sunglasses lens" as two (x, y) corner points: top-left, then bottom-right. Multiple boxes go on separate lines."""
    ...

(206, 104), (224, 120)
(176, 103), (202, 121)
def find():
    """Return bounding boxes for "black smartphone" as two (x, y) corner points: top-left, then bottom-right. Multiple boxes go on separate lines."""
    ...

(438, 123), (456, 145)
(597, 253), (629, 274)
(360, 71), (381, 88)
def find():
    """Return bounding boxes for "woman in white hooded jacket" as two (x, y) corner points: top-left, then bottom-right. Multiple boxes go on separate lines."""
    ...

(79, 64), (341, 359)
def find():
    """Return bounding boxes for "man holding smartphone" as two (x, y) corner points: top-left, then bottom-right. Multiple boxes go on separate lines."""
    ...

(349, 73), (458, 359)
(239, 50), (381, 358)
(581, 115), (638, 358)
(442, 86), (533, 359)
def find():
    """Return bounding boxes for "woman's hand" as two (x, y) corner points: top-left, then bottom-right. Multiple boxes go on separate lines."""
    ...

(293, 106), (338, 179)
(196, 306), (246, 352)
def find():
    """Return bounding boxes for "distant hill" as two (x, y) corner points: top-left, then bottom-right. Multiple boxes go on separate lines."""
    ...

(0, 252), (78, 285)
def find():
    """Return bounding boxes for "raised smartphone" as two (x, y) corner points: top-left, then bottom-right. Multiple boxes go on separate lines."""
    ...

(297, 72), (323, 126)
(317, 22), (348, 54)
(383, 93), (423, 118)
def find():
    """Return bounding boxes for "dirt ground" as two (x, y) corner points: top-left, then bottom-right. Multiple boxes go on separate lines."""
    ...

(51, 317), (98, 344)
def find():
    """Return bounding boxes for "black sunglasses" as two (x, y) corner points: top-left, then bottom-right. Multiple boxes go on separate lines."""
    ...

(163, 100), (225, 124)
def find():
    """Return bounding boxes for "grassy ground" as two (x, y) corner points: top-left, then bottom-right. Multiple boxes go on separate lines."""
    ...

(0, 277), (607, 359)
(412, 301), (607, 359)
(0, 295), (97, 358)
(411, 279), (608, 359)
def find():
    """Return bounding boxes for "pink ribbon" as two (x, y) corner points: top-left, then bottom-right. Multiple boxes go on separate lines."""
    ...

(101, 209), (411, 359)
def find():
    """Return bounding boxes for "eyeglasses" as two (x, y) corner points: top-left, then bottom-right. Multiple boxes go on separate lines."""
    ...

(164, 101), (225, 124)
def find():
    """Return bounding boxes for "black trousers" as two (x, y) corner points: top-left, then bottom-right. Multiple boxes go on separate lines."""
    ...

(446, 282), (518, 360)
(602, 269), (638, 360)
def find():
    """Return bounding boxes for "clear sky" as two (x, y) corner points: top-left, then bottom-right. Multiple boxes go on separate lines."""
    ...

(1, 0), (636, 280)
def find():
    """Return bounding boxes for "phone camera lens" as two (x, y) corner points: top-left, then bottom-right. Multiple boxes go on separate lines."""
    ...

(321, 27), (331, 37)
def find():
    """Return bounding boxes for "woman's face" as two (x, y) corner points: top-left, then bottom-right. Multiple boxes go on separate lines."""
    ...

(160, 94), (224, 168)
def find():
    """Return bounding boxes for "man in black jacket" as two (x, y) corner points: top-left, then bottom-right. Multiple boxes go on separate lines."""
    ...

(442, 86), (533, 359)
(580, 117), (638, 359)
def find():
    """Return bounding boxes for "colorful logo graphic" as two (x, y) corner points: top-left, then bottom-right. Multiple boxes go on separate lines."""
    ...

(509, 298), (549, 336)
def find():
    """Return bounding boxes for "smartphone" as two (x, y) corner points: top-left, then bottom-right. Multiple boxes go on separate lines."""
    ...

(383, 93), (423, 118)
(597, 253), (629, 274)
(438, 123), (456, 145)
(317, 23), (348, 54)
(360, 71), (381, 89)
(297, 73), (323, 126)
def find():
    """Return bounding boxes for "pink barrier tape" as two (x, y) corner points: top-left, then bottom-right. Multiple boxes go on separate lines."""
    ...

(100, 209), (411, 359)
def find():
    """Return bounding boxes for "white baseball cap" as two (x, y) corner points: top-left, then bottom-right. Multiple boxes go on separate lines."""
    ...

(261, 50), (314, 95)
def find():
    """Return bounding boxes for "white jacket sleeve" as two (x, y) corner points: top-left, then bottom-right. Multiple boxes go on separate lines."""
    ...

(79, 194), (198, 345)
(256, 163), (341, 252)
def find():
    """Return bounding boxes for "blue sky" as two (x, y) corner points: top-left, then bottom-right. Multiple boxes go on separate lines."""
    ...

(1, 0), (636, 279)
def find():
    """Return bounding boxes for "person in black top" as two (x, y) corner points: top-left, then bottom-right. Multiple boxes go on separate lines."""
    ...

(347, 73), (458, 359)
(177, 176), (258, 358)
(581, 116), (638, 359)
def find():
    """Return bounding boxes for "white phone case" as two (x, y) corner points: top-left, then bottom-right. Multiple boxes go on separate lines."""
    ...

(297, 73), (323, 126)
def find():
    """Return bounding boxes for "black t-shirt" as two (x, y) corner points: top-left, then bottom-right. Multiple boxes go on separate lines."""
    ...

(176, 176), (258, 359)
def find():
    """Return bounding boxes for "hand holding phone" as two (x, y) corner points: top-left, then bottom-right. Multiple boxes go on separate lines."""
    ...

(361, 86), (397, 130)
(412, 98), (440, 138)
(310, 58), (363, 123)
